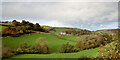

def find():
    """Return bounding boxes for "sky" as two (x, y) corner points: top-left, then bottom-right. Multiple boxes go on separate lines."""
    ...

(1, 0), (119, 31)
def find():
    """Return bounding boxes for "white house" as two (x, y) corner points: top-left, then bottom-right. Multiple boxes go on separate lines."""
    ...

(59, 31), (66, 35)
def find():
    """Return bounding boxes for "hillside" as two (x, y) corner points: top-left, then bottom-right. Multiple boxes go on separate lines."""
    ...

(1, 21), (119, 60)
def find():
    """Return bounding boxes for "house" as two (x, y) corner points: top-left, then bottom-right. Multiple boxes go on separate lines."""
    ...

(59, 29), (91, 35)
(59, 31), (66, 35)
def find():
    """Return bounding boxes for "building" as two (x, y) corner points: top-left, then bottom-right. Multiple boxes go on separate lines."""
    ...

(59, 31), (66, 35)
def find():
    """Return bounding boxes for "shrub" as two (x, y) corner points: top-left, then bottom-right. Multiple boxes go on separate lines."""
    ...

(17, 38), (49, 54)
(76, 33), (113, 50)
(2, 31), (11, 36)
(2, 46), (14, 58)
(59, 42), (79, 53)
(19, 30), (24, 35)
(76, 34), (104, 50)
(30, 37), (49, 54)
(19, 42), (29, 49)
(101, 34), (112, 44)
(76, 40), (85, 50)
(97, 40), (120, 59)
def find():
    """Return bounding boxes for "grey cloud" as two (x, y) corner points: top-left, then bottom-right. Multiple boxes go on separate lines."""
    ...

(1, 0), (120, 2)
(2, 2), (118, 30)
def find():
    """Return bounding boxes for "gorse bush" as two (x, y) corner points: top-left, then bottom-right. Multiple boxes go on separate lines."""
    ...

(76, 34), (113, 50)
(76, 34), (103, 50)
(59, 42), (79, 53)
(97, 40), (120, 59)
(97, 33), (120, 59)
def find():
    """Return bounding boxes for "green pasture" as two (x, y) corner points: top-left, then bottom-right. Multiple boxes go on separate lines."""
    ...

(9, 48), (98, 60)
(2, 32), (76, 53)
(50, 27), (83, 34)
(95, 31), (111, 34)
(58, 35), (83, 42)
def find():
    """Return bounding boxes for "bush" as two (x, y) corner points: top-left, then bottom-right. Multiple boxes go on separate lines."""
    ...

(101, 33), (112, 44)
(30, 37), (49, 54)
(2, 31), (11, 36)
(17, 38), (49, 54)
(76, 34), (113, 50)
(19, 42), (29, 49)
(59, 42), (79, 53)
(76, 40), (85, 50)
(76, 34), (104, 50)
(97, 40), (120, 59)
(2, 46), (14, 58)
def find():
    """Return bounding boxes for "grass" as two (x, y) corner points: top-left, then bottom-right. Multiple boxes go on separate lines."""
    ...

(50, 28), (69, 34)
(2, 31), (99, 59)
(58, 35), (83, 41)
(0, 26), (6, 31)
(2, 26), (102, 59)
(95, 31), (111, 34)
(50, 27), (83, 34)
(0, 23), (12, 25)
(8, 48), (98, 60)
(2, 32), (76, 53)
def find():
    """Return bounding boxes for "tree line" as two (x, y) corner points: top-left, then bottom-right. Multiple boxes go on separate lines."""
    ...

(2, 20), (49, 37)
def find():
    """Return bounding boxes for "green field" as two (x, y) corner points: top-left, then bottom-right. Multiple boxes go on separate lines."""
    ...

(50, 28), (69, 34)
(95, 31), (111, 34)
(2, 25), (114, 59)
(58, 35), (83, 42)
(0, 23), (13, 25)
(2, 32), (99, 59)
(10, 48), (98, 59)
(50, 27), (83, 34)
(2, 32), (76, 53)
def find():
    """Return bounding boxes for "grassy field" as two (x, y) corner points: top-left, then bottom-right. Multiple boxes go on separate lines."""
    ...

(0, 23), (13, 25)
(2, 32), (76, 53)
(58, 35), (83, 42)
(9, 48), (98, 60)
(50, 27), (83, 34)
(50, 28), (69, 34)
(95, 31), (111, 34)
(3, 25), (113, 59)
(2, 32), (99, 59)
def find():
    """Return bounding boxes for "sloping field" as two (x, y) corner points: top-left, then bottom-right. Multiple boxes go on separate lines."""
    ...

(9, 48), (98, 60)
(58, 35), (83, 42)
(50, 27), (83, 34)
(2, 32), (76, 53)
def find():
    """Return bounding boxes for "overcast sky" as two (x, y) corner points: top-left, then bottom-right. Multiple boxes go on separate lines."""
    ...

(1, 2), (118, 30)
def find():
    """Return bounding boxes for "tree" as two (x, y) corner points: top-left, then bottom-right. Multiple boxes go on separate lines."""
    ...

(21, 20), (28, 25)
(12, 20), (21, 26)
(34, 23), (40, 31)
(12, 20), (17, 23)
